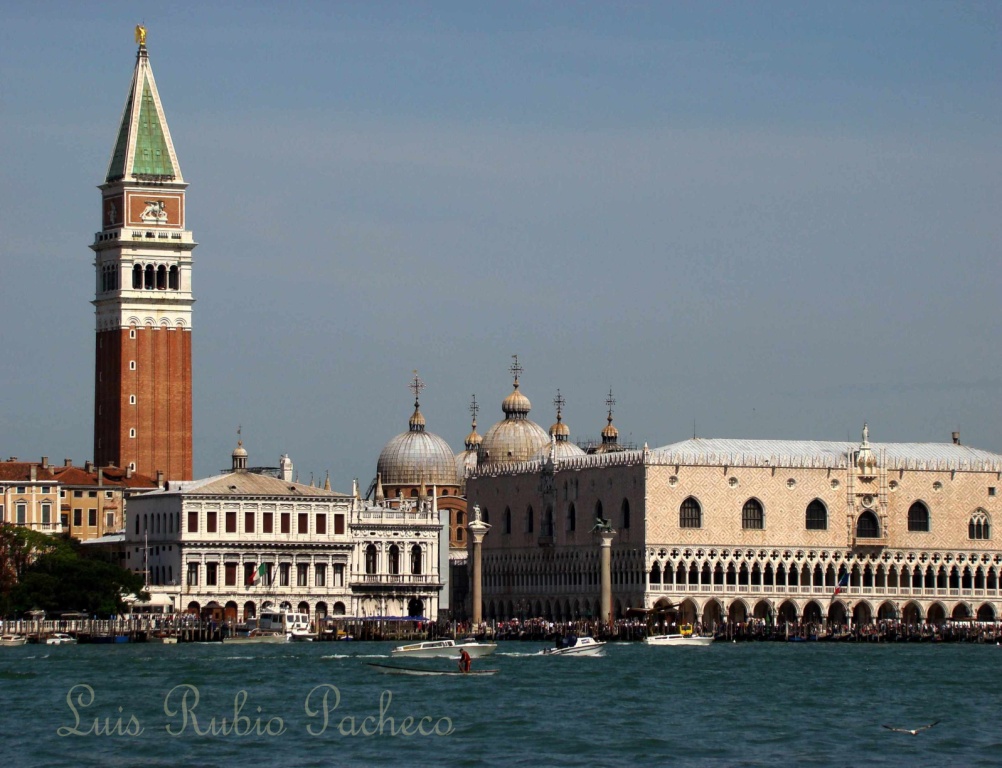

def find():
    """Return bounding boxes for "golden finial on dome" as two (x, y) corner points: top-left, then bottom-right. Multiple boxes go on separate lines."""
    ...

(550, 389), (570, 440)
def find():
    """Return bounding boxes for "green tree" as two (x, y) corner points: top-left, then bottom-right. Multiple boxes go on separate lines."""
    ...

(0, 524), (62, 616)
(0, 527), (146, 618)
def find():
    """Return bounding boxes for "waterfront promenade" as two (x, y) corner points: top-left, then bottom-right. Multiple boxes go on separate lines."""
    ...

(3, 614), (1000, 644)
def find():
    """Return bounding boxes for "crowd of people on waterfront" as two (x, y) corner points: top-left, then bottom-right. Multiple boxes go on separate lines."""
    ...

(5, 611), (1002, 644)
(455, 616), (1002, 644)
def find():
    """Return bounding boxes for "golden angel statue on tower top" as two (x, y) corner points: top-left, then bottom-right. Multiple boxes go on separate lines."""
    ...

(135, 25), (147, 46)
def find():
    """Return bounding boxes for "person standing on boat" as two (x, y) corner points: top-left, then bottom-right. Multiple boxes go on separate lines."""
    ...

(458, 649), (472, 674)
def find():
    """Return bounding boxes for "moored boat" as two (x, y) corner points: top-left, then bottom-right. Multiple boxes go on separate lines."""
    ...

(45, 633), (77, 646)
(541, 635), (606, 657)
(643, 633), (714, 647)
(0, 634), (27, 647)
(390, 638), (497, 659)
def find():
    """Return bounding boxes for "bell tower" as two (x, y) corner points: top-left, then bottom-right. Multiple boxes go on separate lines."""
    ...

(92, 27), (194, 480)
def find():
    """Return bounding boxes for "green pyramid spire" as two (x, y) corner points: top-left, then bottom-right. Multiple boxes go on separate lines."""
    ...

(105, 46), (182, 184)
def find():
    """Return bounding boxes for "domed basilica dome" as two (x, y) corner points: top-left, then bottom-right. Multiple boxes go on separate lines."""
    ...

(479, 357), (549, 465)
(377, 377), (459, 487)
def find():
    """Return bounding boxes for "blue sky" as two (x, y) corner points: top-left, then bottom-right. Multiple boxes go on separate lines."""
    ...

(1, 2), (1000, 487)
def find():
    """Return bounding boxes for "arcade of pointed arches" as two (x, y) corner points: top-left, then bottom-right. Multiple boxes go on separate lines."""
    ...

(648, 595), (998, 627)
(646, 545), (1002, 625)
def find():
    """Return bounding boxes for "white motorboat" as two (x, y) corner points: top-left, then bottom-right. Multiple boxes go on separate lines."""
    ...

(644, 633), (714, 647)
(541, 635), (606, 657)
(45, 633), (77, 645)
(390, 638), (497, 659)
(223, 630), (286, 644)
(0, 634), (27, 647)
(257, 609), (312, 640)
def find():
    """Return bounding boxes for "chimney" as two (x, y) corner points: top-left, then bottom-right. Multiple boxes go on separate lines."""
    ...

(157, 470), (164, 488)
(126, 466), (133, 479)
(41, 456), (48, 470)
(30, 465), (37, 481)
(64, 458), (72, 467)
(952, 431), (960, 445)
(97, 467), (104, 486)
(85, 460), (94, 473)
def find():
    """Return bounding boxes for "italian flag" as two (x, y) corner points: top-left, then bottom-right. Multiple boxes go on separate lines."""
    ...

(251, 563), (268, 586)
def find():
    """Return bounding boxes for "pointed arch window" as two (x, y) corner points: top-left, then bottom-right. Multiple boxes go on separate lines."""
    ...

(907, 502), (930, 532)
(679, 497), (701, 529)
(621, 498), (630, 530)
(805, 499), (827, 530)
(856, 511), (880, 538)
(503, 507), (511, 535)
(525, 505), (534, 534)
(567, 503), (576, 532)
(969, 510), (991, 540)
(742, 499), (764, 530)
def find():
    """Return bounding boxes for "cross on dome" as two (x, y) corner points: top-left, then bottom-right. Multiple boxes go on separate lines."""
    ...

(409, 370), (426, 405)
(510, 354), (523, 387)
(554, 389), (566, 420)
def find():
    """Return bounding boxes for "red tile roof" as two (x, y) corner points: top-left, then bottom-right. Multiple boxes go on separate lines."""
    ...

(0, 462), (157, 489)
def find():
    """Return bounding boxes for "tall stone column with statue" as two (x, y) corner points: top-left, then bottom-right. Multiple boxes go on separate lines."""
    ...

(467, 505), (491, 627)
(593, 515), (616, 626)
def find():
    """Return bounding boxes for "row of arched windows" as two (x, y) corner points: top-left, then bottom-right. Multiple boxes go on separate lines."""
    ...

(650, 559), (1002, 592)
(678, 496), (991, 539)
(364, 543), (423, 575)
(131, 263), (180, 290)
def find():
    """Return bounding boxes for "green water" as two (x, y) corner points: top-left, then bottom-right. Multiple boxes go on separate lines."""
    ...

(1, 641), (998, 766)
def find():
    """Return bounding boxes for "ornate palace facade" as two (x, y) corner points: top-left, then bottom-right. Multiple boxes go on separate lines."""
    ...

(466, 426), (1002, 626)
(126, 443), (442, 622)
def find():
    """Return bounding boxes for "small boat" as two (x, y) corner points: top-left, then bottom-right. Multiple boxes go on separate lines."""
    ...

(390, 638), (497, 659)
(643, 633), (714, 647)
(222, 629), (287, 644)
(0, 634), (27, 647)
(541, 635), (606, 657)
(45, 633), (77, 645)
(289, 630), (317, 642)
(368, 662), (498, 677)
